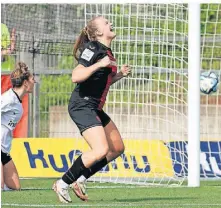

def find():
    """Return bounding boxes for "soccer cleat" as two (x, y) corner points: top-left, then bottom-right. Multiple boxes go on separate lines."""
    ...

(53, 180), (72, 203)
(70, 181), (88, 202)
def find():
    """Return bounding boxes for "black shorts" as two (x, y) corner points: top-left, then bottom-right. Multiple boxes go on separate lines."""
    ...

(1, 150), (12, 166)
(68, 104), (111, 134)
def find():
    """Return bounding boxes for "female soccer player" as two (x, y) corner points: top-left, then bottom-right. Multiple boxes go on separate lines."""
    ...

(1, 62), (35, 191)
(53, 16), (131, 203)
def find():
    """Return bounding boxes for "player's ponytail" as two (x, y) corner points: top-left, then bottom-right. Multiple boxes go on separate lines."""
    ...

(73, 16), (102, 61)
(73, 28), (89, 61)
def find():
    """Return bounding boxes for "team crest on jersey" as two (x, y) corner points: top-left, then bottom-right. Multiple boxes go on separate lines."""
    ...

(81, 48), (94, 61)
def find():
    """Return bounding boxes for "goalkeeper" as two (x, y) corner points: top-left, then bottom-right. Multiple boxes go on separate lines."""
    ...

(53, 16), (131, 203)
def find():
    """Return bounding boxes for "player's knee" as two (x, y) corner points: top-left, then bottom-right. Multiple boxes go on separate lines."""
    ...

(115, 144), (125, 156)
(94, 147), (109, 161)
(111, 140), (125, 156)
(7, 183), (20, 191)
(119, 142), (125, 154)
(14, 184), (21, 190)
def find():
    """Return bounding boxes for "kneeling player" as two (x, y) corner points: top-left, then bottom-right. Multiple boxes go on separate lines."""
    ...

(1, 62), (35, 191)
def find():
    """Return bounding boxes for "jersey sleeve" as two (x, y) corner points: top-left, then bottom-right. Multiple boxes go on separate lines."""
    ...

(78, 42), (106, 67)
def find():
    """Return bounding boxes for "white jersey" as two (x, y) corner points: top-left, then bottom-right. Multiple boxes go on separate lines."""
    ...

(1, 88), (23, 153)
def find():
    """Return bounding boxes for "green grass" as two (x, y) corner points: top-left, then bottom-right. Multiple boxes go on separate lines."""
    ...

(2, 179), (221, 208)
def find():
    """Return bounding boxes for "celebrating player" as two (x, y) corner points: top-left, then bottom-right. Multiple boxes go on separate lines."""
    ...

(53, 16), (131, 203)
(1, 62), (36, 191)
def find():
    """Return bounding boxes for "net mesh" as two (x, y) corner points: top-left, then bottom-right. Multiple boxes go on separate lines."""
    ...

(84, 3), (188, 185)
(200, 4), (221, 177)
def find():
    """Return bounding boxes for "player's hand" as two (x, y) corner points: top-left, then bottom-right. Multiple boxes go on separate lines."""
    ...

(99, 56), (111, 68)
(121, 65), (131, 77)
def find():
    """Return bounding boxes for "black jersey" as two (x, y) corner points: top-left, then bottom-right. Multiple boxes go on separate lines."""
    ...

(71, 41), (117, 110)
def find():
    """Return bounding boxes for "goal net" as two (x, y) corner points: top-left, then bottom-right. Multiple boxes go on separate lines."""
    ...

(200, 4), (221, 178)
(1, 4), (220, 186)
(85, 3), (221, 185)
(85, 4), (189, 186)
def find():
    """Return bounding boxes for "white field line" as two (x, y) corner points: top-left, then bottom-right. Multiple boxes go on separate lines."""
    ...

(20, 185), (220, 190)
(20, 186), (152, 190)
(2, 203), (221, 207)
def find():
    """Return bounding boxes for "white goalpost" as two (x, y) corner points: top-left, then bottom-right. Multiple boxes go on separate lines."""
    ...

(188, 3), (200, 187)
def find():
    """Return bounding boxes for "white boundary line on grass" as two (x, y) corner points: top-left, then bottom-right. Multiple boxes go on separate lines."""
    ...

(21, 186), (155, 190)
(21, 185), (220, 190)
(2, 203), (221, 207)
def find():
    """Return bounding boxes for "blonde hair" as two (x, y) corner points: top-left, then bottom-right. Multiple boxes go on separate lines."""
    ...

(73, 16), (102, 60)
(10, 62), (31, 88)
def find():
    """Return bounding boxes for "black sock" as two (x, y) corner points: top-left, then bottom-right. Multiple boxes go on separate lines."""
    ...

(62, 155), (87, 184)
(82, 157), (108, 179)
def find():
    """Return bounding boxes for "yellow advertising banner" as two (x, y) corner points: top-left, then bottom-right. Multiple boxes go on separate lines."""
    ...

(11, 138), (174, 178)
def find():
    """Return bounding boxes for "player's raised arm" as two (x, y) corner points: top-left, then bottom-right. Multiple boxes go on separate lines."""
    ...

(71, 28), (112, 83)
(72, 56), (111, 83)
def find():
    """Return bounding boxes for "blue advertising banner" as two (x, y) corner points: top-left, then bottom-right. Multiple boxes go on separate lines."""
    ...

(168, 141), (221, 178)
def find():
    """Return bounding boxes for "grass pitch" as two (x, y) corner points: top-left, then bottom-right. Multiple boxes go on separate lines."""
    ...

(1, 179), (221, 208)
